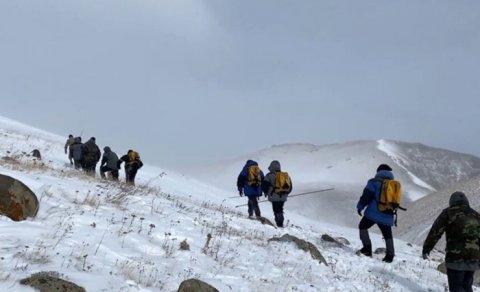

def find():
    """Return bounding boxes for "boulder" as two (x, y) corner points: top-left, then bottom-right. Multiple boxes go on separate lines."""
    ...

(177, 278), (219, 292)
(0, 174), (39, 221)
(20, 272), (86, 292)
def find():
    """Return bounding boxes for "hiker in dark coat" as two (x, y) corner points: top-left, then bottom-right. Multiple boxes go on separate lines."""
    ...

(422, 192), (480, 292)
(100, 146), (119, 181)
(81, 137), (101, 176)
(262, 160), (292, 228)
(237, 160), (264, 219)
(64, 134), (75, 165)
(117, 150), (143, 185)
(356, 164), (396, 263)
(69, 137), (83, 170)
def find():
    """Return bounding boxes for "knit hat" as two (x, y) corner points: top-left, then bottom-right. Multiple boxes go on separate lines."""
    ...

(377, 164), (392, 172)
(449, 191), (469, 207)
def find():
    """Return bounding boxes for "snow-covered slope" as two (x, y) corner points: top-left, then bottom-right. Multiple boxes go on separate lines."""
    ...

(183, 139), (480, 228)
(0, 116), (471, 291)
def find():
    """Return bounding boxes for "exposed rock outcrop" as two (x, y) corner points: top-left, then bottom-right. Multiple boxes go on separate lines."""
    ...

(269, 233), (328, 265)
(177, 278), (219, 292)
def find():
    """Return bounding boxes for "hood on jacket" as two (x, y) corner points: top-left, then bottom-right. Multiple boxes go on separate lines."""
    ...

(268, 160), (281, 172)
(449, 191), (470, 207)
(375, 170), (394, 180)
(104, 146), (111, 152)
(244, 160), (258, 168)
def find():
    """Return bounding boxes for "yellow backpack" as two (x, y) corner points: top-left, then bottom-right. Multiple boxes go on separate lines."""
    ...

(275, 172), (292, 195)
(378, 179), (402, 212)
(247, 165), (261, 187)
(128, 151), (140, 163)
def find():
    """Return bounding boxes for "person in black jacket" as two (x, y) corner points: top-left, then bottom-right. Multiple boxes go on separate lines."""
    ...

(81, 137), (101, 176)
(117, 150), (143, 185)
(69, 137), (83, 170)
(100, 146), (120, 181)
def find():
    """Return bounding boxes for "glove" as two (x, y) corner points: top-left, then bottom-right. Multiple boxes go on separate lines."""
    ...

(239, 190), (243, 196)
(357, 209), (362, 216)
(422, 252), (429, 260)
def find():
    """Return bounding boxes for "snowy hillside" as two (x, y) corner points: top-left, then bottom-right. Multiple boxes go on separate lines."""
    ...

(183, 140), (480, 228)
(0, 116), (471, 291)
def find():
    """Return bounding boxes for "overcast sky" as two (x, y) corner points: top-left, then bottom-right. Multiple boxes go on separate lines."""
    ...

(1, 1), (479, 169)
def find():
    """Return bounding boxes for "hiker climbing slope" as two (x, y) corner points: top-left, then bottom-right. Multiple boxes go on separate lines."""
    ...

(356, 164), (399, 263)
(64, 134), (75, 165)
(81, 137), (101, 176)
(262, 160), (292, 228)
(100, 146), (120, 181)
(118, 150), (143, 185)
(69, 137), (83, 170)
(237, 160), (264, 218)
(423, 192), (480, 292)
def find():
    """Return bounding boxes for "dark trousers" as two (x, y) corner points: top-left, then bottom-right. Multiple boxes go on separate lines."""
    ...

(100, 166), (119, 180)
(359, 216), (394, 256)
(447, 269), (474, 292)
(83, 161), (97, 176)
(272, 201), (285, 227)
(73, 159), (82, 170)
(125, 166), (138, 185)
(247, 197), (261, 217)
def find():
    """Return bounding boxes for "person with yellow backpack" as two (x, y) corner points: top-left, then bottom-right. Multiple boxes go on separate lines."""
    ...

(356, 164), (401, 263)
(262, 160), (292, 228)
(117, 149), (143, 185)
(236, 160), (264, 219)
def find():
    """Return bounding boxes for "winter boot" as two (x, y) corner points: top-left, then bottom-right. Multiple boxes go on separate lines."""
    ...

(357, 245), (372, 257)
(382, 254), (394, 263)
(383, 238), (395, 263)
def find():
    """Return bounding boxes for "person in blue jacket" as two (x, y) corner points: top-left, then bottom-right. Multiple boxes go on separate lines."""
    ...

(237, 160), (264, 218)
(356, 164), (396, 263)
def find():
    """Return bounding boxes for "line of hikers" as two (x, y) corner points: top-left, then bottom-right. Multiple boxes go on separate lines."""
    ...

(239, 161), (480, 291)
(237, 160), (293, 228)
(64, 134), (143, 185)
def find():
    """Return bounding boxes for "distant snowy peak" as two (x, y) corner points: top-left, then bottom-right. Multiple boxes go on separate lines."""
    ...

(377, 139), (480, 191)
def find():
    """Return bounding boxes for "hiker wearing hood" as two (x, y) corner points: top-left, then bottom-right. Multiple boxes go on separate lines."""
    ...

(262, 160), (292, 228)
(69, 137), (83, 170)
(422, 192), (480, 292)
(356, 164), (396, 263)
(237, 160), (264, 218)
(100, 146), (119, 180)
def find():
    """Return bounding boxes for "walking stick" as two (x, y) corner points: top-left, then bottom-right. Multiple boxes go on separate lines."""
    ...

(234, 188), (335, 208)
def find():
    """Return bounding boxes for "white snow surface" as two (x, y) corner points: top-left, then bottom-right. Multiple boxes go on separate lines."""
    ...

(0, 117), (476, 291)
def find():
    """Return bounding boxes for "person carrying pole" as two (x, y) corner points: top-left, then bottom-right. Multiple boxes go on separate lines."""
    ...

(236, 160), (264, 219)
